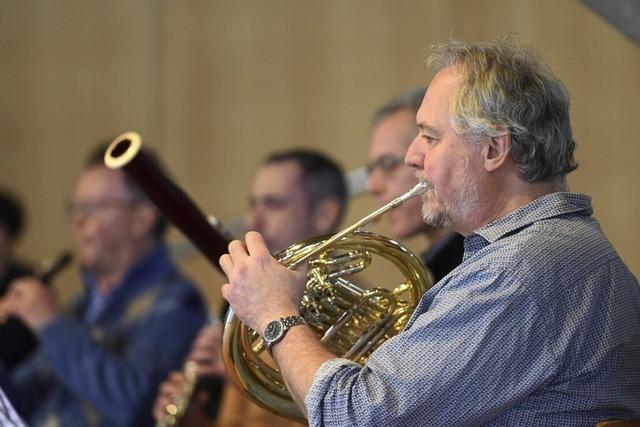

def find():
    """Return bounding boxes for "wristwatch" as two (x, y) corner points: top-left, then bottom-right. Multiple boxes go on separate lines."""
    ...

(263, 315), (306, 351)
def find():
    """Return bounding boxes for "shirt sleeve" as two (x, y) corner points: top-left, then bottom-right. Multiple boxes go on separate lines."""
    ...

(36, 286), (206, 425)
(305, 267), (557, 426)
(0, 387), (27, 427)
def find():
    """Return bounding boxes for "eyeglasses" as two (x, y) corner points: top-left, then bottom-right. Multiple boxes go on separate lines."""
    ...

(65, 198), (140, 218)
(366, 155), (405, 176)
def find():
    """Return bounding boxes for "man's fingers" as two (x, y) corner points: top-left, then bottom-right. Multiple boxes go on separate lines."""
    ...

(227, 240), (248, 261)
(193, 326), (222, 345)
(220, 283), (231, 302)
(0, 282), (23, 316)
(169, 371), (187, 382)
(189, 348), (220, 363)
(219, 254), (233, 277)
(160, 380), (181, 396)
(245, 231), (271, 257)
(292, 260), (309, 276)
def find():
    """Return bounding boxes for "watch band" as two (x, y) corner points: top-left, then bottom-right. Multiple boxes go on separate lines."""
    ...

(281, 315), (305, 329)
(264, 315), (305, 351)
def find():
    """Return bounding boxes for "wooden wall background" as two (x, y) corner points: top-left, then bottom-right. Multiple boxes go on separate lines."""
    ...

(1, 0), (638, 312)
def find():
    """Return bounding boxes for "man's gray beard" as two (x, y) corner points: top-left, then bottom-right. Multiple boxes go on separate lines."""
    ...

(421, 196), (451, 228)
(419, 176), (480, 230)
(420, 181), (452, 229)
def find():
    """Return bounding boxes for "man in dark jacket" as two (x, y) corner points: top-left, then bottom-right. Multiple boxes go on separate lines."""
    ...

(367, 88), (464, 282)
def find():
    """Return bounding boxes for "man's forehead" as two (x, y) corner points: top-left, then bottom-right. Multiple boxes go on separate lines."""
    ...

(75, 166), (129, 199)
(417, 67), (465, 129)
(370, 110), (418, 157)
(257, 161), (302, 182)
(424, 66), (466, 102)
(252, 161), (303, 194)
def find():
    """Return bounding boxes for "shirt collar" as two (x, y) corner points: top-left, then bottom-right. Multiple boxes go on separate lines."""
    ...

(464, 192), (593, 255)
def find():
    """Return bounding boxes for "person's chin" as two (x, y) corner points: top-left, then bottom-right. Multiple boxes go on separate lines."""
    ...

(77, 250), (98, 270)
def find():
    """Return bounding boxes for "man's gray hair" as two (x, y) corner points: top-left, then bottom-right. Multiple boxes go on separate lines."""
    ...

(428, 35), (577, 188)
(371, 87), (426, 126)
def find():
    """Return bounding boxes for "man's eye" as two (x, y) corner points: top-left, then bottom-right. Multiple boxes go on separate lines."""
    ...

(424, 135), (437, 144)
(380, 157), (402, 170)
(264, 200), (287, 210)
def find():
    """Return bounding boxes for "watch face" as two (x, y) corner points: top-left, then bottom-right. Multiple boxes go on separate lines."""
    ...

(264, 320), (284, 343)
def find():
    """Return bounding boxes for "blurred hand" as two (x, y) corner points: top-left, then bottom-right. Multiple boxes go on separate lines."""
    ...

(219, 231), (307, 333)
(187, 324), (226, 377)
(152, 368), (221, 427)
(152, 325), (225, 423)
(0, 277), (59, 331)
(152, 370), (188, 421)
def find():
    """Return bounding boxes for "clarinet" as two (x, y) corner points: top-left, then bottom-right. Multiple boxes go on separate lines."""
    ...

(0, 250), (73, 324)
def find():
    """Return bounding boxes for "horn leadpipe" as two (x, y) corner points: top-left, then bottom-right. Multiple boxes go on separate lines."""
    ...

(286, 181), (427, 269)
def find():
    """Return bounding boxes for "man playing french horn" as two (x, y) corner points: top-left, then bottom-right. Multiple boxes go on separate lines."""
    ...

(220, 36), (640, 426)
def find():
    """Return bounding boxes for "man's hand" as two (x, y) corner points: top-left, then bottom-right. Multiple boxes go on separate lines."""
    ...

(187, 324), (226, 377)
(152, 371), (188, 421)
(0, 277), (59, 331)
(219, 231), (307, 333)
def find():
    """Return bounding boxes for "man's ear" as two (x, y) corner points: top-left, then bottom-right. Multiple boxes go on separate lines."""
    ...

(312, 198), (341, 235)
(483, 132), (511, 172)
(131, 203), (158, 238)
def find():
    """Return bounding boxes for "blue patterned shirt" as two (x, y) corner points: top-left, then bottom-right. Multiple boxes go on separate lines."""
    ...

(306, 192), (640, 426)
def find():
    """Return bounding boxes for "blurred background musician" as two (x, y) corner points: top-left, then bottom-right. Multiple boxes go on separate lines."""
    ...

(0, 188), (36, 371)
(366, 87), (464, 282)
(152, 148), (347, 427)
(0, 144), (208, 427)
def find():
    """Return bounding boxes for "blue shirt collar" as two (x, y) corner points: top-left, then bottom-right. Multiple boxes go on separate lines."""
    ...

(464, 192), (593, 258)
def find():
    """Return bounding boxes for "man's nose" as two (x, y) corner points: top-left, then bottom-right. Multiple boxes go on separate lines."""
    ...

(245, 210), (262, 232)
(404, 134), (424, 169)
(69, 210), (88, 230)
(366, 168), (384, 197)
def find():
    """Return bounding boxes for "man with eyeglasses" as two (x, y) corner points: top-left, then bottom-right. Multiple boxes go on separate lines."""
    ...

(0, 143), (208, 427)
(367, 87), (464, 282)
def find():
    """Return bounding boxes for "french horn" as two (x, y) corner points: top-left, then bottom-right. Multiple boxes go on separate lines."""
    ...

(223, 183), (432, 422)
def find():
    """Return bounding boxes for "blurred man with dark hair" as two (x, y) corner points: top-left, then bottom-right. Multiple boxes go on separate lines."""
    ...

(152, 148), (347, 427)
(0, 188), (36, 370)
(368, 87), (464, 282)
(247, 149), (347, 253)
(0, 143), (207, 427)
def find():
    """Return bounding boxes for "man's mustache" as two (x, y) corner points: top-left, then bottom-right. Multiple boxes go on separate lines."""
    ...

(414, 170), (434, 193)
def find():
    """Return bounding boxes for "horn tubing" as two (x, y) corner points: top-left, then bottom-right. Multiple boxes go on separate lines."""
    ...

(104, 132), (229, 271)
